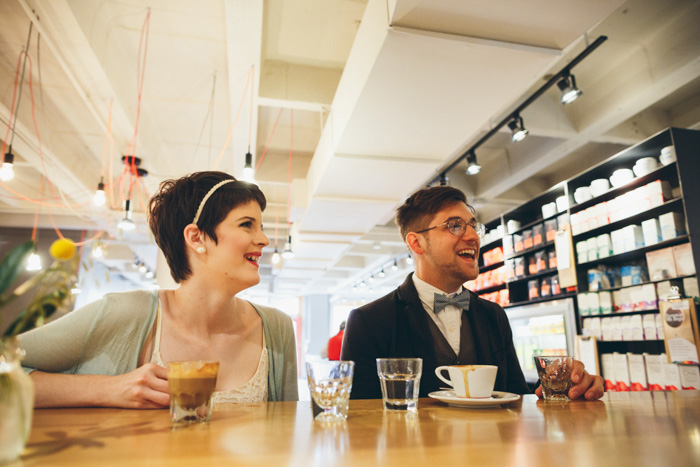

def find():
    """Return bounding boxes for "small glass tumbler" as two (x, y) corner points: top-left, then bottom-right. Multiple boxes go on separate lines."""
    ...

(306, 360), (355, 422)
(534, 356), (573, 401)
(376, 358), (423, 411)
(167, 361), (219, 425)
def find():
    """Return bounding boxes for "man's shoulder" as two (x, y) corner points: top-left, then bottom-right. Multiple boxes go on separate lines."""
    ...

(352, 288), (400, 316)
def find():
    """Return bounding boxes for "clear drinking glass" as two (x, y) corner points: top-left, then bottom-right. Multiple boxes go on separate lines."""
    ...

(534, 355), (573, 401)
(376, 358), (423, 411)
(306, 361), (355, 422)
(167, 361), (219, 425)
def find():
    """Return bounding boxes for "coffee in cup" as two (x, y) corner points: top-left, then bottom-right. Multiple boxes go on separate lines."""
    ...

(167, 361), (219, 425)
(435, 364), (497, 398)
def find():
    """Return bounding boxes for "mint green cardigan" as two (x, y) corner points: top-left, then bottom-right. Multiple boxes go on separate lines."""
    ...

(19, 290), (299, 401)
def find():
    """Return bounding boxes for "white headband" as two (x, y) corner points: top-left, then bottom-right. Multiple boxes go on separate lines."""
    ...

(192, 179), (235, 224)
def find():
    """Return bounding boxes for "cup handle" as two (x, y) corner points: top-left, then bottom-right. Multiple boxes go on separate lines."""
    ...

(434, 366), (453, 387)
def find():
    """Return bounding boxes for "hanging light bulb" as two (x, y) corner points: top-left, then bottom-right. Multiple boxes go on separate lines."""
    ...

(271, 248), (281, 264)
(93, 178), (106, 206)
(508, 115), (529, 143)
(368, 274), (375, 283)
(138, 263), (148, 274)
(465, 151), (482, 175)
(26, 252), (42, 271)
(118, 199), (136, 231)
(282, 234), (295, 259)
(557, 73), (583, 105)
(391, 259), (398, 272)
(92, 242), (104, 258)
(406, 255), (414, 266)
(0, 150), (15, 182)
(145, 270), (154, 279)
(242, 150), (255, 183)
(378, 268), (386, 278)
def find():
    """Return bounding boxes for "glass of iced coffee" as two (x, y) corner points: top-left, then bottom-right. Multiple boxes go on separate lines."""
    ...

(167, 361), (219, 425)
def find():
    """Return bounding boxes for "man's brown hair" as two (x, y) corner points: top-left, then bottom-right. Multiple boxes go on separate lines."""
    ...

(395, 186), (472, 241)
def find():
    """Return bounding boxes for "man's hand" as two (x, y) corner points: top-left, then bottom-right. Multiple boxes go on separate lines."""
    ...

(535, 359), (605, 401)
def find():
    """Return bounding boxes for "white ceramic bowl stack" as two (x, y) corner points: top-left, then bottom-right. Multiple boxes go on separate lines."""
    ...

(541, 202), (557, 218)
(573, 186), (593, 204)
(660, 146), (676, 166)
(589, 178), (610, 197)
(610, 168), (634, 188)
(632, 157), (658, 177)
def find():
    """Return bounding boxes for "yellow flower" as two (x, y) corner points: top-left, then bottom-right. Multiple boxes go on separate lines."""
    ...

(49, 239), (76, 260)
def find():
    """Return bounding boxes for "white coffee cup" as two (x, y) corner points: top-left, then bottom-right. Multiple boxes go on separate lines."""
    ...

(435, 364), (498, 398)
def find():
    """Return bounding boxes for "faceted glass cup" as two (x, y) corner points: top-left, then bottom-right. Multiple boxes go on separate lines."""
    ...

(306, 360), (355, 422)
(376, 358), (423, 411)
(534, 356), (573, 401)
(167, 361), (219, 425)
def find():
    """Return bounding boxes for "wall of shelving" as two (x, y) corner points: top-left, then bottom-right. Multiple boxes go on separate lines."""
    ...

(469, 127), (700, 380)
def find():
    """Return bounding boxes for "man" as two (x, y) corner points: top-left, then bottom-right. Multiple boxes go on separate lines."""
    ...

(341, 186), (604, 400)
(327, 321), (345, 360)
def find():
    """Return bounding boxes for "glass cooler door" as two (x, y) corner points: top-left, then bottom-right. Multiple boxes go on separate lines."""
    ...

(505, 298), (577, 384)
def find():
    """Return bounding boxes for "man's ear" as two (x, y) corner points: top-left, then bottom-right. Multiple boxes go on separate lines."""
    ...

(405, 232), (424, 256)
(183, 223), (206, 252)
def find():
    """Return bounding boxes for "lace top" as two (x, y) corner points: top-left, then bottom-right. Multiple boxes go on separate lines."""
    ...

(150, 303), (269, 403)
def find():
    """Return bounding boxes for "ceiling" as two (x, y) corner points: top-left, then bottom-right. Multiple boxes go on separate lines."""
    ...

(1, 0), (699, 304)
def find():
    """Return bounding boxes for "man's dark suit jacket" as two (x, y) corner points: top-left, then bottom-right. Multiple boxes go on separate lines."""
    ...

(341, 273), (531, 399)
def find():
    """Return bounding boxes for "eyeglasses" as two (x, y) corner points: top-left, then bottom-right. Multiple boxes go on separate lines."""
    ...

(415, 218), (486, 238)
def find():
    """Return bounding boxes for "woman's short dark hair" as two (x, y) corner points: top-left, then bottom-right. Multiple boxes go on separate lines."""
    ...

(395, 186), (472, 241)
(148, 171), (266, 283)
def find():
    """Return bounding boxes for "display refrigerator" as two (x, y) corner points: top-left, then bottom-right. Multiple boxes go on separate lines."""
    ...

(505, 298), (578, 384)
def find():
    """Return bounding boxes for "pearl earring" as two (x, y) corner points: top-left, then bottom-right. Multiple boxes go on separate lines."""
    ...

(196, 246), (206, 254)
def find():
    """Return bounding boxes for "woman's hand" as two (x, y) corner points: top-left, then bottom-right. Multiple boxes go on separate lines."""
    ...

(109, 363), (170, 408)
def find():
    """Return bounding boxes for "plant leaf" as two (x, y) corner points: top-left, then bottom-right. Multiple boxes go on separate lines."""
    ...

(0, 241), (35, 297)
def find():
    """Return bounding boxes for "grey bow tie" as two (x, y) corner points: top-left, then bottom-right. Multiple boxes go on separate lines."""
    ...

(433, 290), (470, 313)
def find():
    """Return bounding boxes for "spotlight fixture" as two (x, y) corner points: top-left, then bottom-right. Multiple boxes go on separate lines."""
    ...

(368, 274), (375, 283)
(26, 252), (42, 271)
(465, 151), (482, 175)
(242, 150), (255, 182)
(282, 234), (295, 259)
(391, 259), (398, 272)
(406, 255), (414, 266)
(508, 115), (528, 143)
(271, 248), (281, 264)
(378, 268), (386, 278)
(0, 150), (15, 182)
(557, 73), (583, 105)
(93, 178), (106, 206)
(439, 174), (449, 186)
(117, 199), (136, 231)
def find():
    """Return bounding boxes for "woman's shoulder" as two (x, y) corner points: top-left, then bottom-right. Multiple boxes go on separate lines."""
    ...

(100, 289), (158, 310)
(251, 302), (292, 324)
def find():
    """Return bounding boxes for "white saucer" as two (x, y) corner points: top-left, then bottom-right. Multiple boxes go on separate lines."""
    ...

(428, 390), (520, 408)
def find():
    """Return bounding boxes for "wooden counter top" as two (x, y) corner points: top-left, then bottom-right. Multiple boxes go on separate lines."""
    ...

(16, 391), (700, 466)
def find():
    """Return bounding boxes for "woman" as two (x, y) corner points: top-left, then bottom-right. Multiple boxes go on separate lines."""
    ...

(19, 171), (298, 407)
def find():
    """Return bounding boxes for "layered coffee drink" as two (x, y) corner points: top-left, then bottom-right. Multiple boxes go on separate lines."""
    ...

(167, 361), (219, 425)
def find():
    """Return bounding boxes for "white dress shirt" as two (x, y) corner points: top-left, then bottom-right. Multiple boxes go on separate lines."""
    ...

(412, 274), (464, 355)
